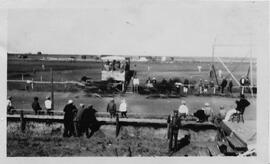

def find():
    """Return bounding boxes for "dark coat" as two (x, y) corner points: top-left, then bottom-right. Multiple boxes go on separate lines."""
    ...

(63, 104), (77, 122)
(221, 79), (228, 88)
(236, 98), (250, 114)
(32, 101), (42, 111)
(107, 102), (116, 114)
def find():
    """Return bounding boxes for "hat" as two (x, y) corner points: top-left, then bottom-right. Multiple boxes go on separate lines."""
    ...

(220, 105), (224, 109)
(79, 103), (85, 108)
(46, 96), (50, 99)
(204, 102), (210, 107)
(8, 96), (12, 100)
(68, 100), (73, 104)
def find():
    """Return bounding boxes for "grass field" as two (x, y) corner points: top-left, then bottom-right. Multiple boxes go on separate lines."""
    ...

(8, 58), (257, 85)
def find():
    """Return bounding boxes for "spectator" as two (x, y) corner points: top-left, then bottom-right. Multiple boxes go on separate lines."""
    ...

(178, 100), (189, 117)
(235, 94), (250, 122)
(133, 76), (140, 93)
(32, 97), (42, 115)
(198, 79), (203, 94)
(119, 99), (128, 118)
(203, 80), (208, 94)
(202, 102), (213, 122)
(63, 100), (78, 137)
(183, 79), (189, 94)
(107, 99), (117, 118)
(228, 79), (233, 94)
(44, 96), (53, 115)
(152, 77), (157, 85)
(7, 96), (15, 114)
(221, 78), (228, 94)
(215, 105), (227, 124)
(209, 80), (215, 94)
(74, 104), (86, 137)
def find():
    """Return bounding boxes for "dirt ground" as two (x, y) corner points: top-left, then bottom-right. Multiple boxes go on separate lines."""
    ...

(7, 122), (220, 157)
(8, 90), (256, 121)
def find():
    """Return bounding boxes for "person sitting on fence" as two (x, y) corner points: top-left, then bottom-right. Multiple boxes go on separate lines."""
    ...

(63, 100), (78, 137)
(119, 99), (128, 118)
(44, 96), (53, 115)
(178, 100), (189, 118)
(7, 96), (15, 114)
(32, 97), (42, 115)
(202, 102), (214, 122)
(107, 99), (117, 118)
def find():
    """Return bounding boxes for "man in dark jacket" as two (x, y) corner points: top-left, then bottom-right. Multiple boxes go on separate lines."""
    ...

(63, 100), (78, 137)
(236, 94), (250, 114)
(32, 97), (42, 115)
(228, 79), (233, 94)
(107, 100), (117, 118)
(221, 78), (228, 94)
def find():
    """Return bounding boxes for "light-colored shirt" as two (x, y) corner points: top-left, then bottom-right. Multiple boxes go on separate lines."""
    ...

(45, 100), (52, 109)
(133, 78), (139, 85)
(202, 107), (212, 116)
(119, 102), (127, 112)
(178, 105), (189, 115)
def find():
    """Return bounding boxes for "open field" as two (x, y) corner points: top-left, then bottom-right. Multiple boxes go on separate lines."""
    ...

(8, 90), (256, 121)
(8, 58), (257, 85)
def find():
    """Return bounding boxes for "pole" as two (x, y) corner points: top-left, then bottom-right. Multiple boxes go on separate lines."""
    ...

(217, 57), (241, 86)
(51, 68), (54, 111)
(249, 35), (254, 97)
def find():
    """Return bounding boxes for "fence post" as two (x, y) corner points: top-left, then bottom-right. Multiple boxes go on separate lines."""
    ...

(20, 110), (26, 133)
(116, 113), (120, 137)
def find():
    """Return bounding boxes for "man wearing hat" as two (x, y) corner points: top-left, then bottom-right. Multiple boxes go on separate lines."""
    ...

(202, 102), (213, 122)
(44, 96), (53, 115)
(107, 99), (117, 118)
(63, 100), (78, 137)
(32, 97), (42, 115)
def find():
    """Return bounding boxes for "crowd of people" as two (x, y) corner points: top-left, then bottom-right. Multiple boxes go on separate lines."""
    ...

(176, 94), (250, 123)
(103, 60), (130, 72)
(128, 74), (253, 96)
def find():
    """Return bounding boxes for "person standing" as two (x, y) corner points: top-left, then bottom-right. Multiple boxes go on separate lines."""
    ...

(63, 100), (78, 137)
(32, 97), (42, 115)
(133, 76), (140, 93)
(44, 96), (53, 115)
(221, 78), (228, 94)
(228, 79), (233, 94)
(107, 99), (117, 118)
(178, 100), (189, 117)
(119, 99), (128, 118)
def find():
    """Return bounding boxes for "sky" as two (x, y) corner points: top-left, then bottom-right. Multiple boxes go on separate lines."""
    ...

(6, 0), (269, 57)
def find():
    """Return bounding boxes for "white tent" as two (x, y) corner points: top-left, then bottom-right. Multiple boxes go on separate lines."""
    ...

(101, 56), (126, 61)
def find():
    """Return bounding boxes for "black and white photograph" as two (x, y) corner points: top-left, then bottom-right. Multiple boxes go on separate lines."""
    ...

(1, 0), (269, 162)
